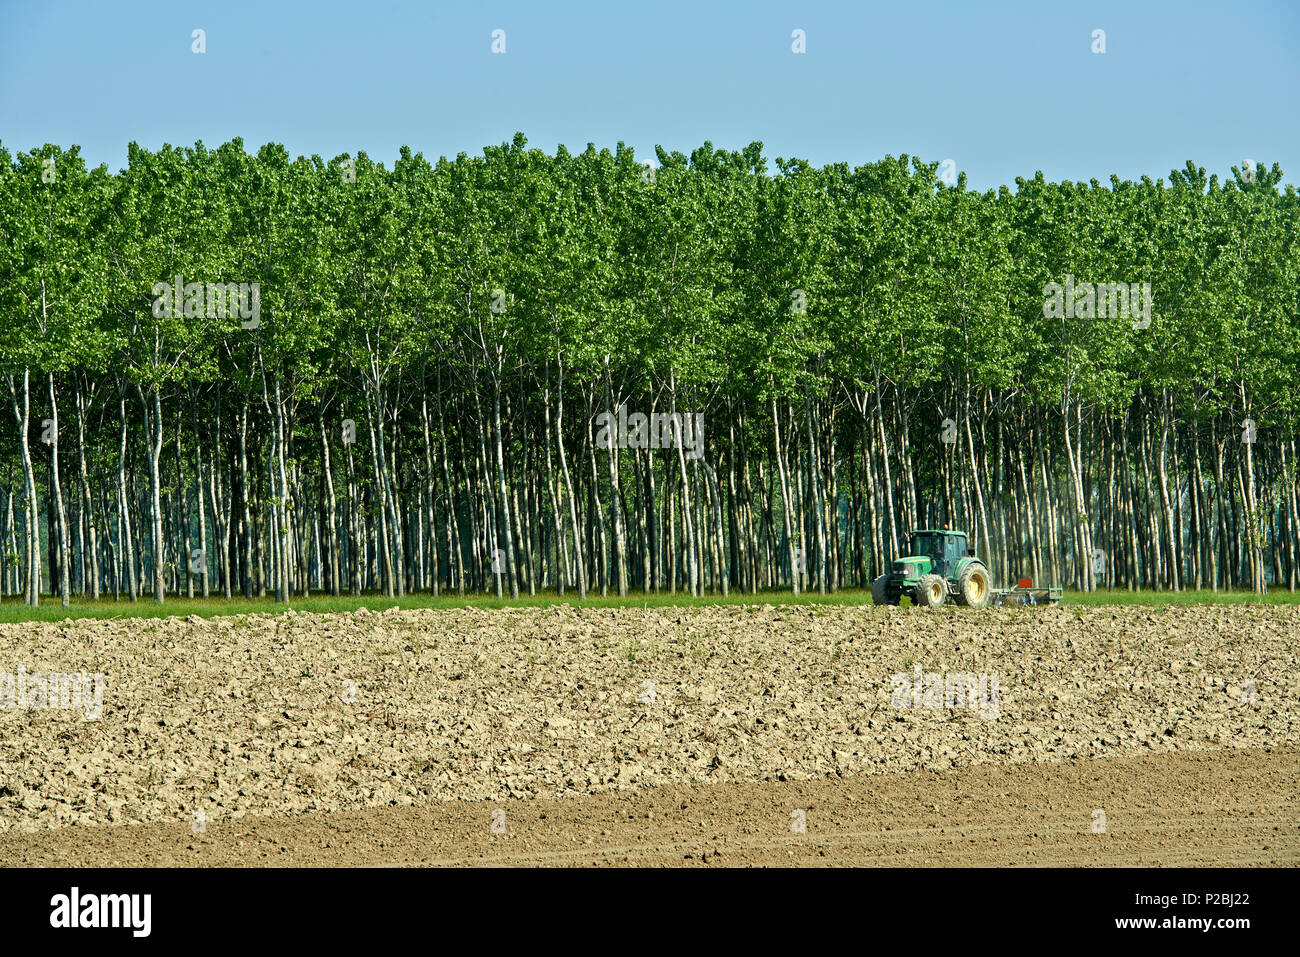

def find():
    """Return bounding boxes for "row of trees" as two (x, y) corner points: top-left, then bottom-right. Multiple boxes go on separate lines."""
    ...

(1, 134), (1297, 607)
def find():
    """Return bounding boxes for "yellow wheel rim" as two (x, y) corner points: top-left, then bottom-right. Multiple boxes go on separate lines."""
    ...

(970, 573), (987, 603)
(929, 582), (944, 603)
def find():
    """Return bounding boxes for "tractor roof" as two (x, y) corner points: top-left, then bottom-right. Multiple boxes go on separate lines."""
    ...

(911, 529), (966, 536)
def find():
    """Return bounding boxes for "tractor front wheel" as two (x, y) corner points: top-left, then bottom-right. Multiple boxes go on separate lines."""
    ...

(872, 574), (897, 606)
(955, 562), (992, 608)
(914, 574), (946, 609)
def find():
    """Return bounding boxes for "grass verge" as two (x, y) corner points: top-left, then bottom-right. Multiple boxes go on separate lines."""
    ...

(0, 585), (1297, 623)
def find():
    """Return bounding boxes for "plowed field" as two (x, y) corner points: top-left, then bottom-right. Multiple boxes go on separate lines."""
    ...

(1, 604), (1296, 865)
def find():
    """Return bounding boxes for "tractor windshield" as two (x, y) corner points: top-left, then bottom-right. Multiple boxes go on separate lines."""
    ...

(910, 533), (938, 556)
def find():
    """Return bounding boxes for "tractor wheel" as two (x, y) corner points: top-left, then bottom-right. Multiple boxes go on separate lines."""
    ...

(914, 574), (946, 609)
(955, 562), (992, 608)
(872, 574), (896, 606)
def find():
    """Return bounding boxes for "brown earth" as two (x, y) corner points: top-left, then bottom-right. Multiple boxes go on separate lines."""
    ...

(1, 747), (1295, 866)
(0, 603), (1297, 865)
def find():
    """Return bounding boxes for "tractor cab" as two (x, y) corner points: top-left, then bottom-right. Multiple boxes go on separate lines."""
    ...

(907, 530), (969, 578)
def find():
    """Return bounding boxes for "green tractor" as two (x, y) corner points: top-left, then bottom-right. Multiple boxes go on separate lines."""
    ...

(872, 528), (993, 609)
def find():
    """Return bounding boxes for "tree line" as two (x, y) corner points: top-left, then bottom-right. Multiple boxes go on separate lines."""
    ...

(1, 133), (1297, 607)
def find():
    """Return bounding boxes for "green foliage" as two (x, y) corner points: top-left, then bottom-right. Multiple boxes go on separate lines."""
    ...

(0, 134), (1297, 602)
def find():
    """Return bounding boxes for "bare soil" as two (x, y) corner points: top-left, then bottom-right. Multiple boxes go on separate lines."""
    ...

(0, 604), (1296, 865)
(2, 748), (1294, 866)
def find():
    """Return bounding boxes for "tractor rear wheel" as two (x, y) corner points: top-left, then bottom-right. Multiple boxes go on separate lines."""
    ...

(872, 574), (896, 606)
(914, 574), (946, 609)
(955, 562), (992, 608)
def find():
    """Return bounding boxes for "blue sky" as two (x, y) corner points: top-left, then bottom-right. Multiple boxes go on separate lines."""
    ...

(1, 0), (1296, 189)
